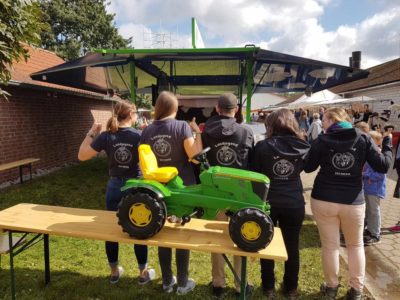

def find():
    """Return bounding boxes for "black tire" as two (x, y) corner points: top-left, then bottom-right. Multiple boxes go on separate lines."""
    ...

(229, 208), (274, 252)
(117, 192), (166, 239)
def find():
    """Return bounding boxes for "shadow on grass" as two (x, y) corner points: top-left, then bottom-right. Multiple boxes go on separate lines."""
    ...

(0, 267), (332, 300)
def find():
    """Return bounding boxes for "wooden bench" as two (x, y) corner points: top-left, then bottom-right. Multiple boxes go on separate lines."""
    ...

(0, 158), (40, 183)
(0, 203), (287, 300)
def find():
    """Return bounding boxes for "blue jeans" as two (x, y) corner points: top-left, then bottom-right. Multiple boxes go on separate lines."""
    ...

(105, 177), (148, 269)
(365, 194), (381, 238)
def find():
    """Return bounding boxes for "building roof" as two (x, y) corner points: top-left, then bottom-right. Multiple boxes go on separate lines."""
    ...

(7, 46), (113, 100)
(330, 58), (400, 94)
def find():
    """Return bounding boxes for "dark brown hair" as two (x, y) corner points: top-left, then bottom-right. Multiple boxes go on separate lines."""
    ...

(154, 91), (178, 120)
(106, 100), (136, 133)
(265, 108), (304, 139)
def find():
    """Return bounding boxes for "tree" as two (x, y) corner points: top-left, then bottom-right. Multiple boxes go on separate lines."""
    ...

(40, 0), (130, 61)
(0, 0), (45, 98)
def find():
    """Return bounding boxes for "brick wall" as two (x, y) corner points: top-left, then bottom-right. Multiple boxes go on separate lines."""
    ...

(0, 86), (113, 184)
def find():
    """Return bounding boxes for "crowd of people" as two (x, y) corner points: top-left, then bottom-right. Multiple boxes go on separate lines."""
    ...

(78, 92), (399, 300)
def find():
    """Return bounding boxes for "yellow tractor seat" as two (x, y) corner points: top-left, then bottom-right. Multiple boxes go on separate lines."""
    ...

(139, 144), (178, 183)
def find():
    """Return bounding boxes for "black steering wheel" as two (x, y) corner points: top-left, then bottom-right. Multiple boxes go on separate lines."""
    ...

(189, 147), (211, 162)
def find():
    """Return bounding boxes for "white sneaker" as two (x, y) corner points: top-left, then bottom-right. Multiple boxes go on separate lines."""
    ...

(163, 275), (177, 293)
(176, 278), (196, 295)
(109, 266), (124, 284)
(138, 268), (156, 285)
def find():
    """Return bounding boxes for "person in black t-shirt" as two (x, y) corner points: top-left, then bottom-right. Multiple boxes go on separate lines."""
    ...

(78, 100), (155, 285)
(140, 91), (201, 296)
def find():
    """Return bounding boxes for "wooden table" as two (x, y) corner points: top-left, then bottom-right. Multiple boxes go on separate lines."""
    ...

(0, 203), (288, 299)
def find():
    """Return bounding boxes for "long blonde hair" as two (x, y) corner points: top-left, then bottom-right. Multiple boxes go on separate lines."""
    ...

(324, 107), (352, 123)
(106, 100), (136, 133)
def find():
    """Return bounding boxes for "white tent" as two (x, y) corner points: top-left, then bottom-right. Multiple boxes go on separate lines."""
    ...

(288, 89), (342, 109)
(313, 95), (375, 106)
(248, 93), (288, 110)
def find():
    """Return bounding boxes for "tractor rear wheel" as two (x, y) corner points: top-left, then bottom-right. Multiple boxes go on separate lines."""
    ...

(229, 208), (274, 252)
(117, 192), (166, 239)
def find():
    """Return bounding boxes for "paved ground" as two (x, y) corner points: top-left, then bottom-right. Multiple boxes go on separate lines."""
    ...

(301, 169), (400, 300)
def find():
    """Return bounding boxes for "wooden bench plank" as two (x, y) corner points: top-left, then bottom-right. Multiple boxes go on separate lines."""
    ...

(0, 203), (288, 261)
(0, 158), (40, 171)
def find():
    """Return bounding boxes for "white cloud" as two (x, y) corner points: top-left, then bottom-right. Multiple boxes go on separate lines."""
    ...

(108, 0), (400, 68)
(258, 7), (400, 68)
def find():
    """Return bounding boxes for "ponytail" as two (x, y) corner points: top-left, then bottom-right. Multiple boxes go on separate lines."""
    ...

(106, 116), (119, 133)
(107, 100), (136, 133)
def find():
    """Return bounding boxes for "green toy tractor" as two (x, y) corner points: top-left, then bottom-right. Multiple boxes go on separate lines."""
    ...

(117, 144), (274, 252)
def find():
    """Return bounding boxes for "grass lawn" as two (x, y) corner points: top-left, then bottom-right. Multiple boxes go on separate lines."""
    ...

(0, 158), (351, 299)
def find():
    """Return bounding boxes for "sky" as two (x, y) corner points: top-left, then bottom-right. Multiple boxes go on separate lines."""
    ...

(107, 0), (400, 68)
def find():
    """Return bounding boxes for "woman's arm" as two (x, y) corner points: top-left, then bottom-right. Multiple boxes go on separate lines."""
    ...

(184, 136), (202, 160)
(78, 123), (101, 161)
(366, 135), (392, 173)
(184, 117), (203, 160)
(303, 141), (320, 173)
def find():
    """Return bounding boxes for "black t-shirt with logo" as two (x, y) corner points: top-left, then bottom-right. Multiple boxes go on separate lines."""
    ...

(202, 115), (254, 169)
(140, 118), (196, 185)
(91, 127), (141, 178)
(304, 128), (392, 204)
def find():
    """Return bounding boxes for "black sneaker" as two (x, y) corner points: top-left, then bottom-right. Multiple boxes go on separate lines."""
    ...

(320, 283), (339, 299)
(364, 235), (381, 246)
(263, 288), (276, 299)
(346, 287), (362, 300)
(211, 285), (225, 299)
(283, 288), (298, 299)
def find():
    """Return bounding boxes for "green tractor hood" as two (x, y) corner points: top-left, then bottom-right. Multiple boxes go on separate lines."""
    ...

(210, 166), (270, 184)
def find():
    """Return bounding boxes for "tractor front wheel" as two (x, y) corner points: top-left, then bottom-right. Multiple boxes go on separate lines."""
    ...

(229, 208), (274, 252)
(117, 192), (166, 239)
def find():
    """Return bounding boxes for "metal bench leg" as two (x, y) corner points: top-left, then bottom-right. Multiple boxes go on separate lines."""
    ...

(29, 163), (33, 181)
(239, 256), (247, 300)
(44, 234), (50, 284)
(222, 254), (241, 284)
(19, 166), (23, 184)
(8, 231), (16, 300)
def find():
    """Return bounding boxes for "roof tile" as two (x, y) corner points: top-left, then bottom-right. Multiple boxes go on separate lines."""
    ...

(7, 46), (110, 98)
(330, 58), (400, 93)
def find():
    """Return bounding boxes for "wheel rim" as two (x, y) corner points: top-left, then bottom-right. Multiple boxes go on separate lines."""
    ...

(129, 203), (152, 227)
(240, 221), (261, 241)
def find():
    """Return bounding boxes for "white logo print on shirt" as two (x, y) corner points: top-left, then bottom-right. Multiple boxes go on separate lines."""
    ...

(332, 152), (355, 170)
(273, 159), (295, 178)
(153, 138), (172, 157)
(216, 146), (237, 166)
(114, 146), (132, 164)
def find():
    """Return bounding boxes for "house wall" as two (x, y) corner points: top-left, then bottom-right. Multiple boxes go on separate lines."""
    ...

(343, 83), (400, 130)
(344, 83), (400, 103)
(0, 86), (114, 184)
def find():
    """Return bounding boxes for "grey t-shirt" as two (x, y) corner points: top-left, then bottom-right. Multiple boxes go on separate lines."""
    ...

(140, 118), (196, 185)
